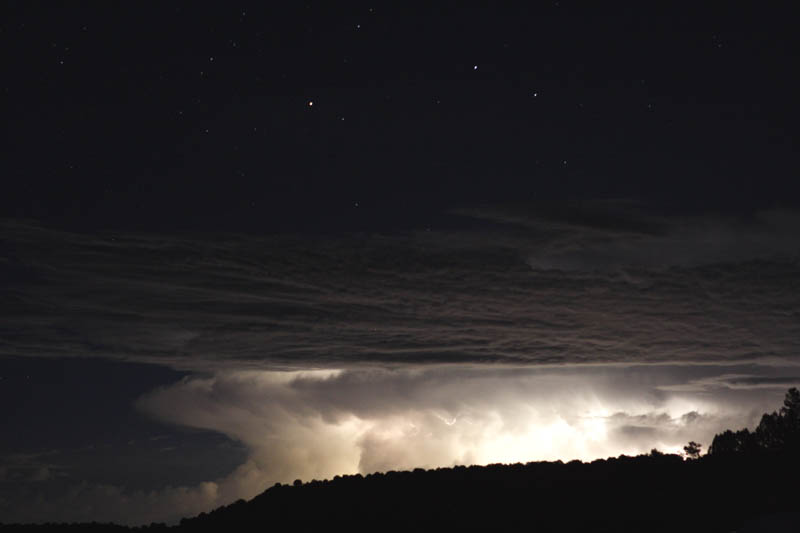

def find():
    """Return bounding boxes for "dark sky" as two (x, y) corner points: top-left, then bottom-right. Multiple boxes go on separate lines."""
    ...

(3, 2), (799, 231)
(2, 2), (800, 526)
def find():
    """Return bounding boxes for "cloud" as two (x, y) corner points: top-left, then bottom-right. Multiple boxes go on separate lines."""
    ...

(455, 203), (800, 271)
(1, 363), (792, 524)
(55, 364), (773, 524)
(2, 208), (800, 370)
(2, 207), (800, 524)
(0, 453), (59, 483)
(659, 373), (800, 392)
(0, 479), (221, 526)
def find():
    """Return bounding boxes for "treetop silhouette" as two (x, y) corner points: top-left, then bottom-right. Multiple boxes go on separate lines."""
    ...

(709, 387), (800, 457)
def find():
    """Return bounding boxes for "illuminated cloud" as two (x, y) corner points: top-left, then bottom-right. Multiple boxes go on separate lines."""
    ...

(85, 364), (781, 524)
(2, 205), (799, 524)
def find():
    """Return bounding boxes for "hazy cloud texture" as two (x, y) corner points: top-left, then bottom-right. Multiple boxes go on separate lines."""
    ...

(3, 207), (799, 369)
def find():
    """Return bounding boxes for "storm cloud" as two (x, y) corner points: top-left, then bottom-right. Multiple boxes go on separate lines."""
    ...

(5, 363), (791, 525)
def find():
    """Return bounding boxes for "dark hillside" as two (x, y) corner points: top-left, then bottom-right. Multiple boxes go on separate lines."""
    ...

(172, 453), (797, 532)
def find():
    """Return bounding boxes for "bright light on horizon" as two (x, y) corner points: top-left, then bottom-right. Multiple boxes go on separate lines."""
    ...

(135, 364), (764, 509)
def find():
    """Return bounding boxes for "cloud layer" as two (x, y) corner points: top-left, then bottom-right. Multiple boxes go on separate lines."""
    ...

(2, 205), (800, 524)
(3, 206), (800, 369)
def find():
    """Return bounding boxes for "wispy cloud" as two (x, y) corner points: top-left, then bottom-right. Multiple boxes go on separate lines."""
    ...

(659, 373), (800, 392)
(2, 207), (799, 369)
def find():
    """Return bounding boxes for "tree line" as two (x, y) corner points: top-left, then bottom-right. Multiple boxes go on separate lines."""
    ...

(706, 387), (800, 457)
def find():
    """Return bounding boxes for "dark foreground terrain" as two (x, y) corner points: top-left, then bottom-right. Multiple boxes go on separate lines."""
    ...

(3, 389), (799, 532)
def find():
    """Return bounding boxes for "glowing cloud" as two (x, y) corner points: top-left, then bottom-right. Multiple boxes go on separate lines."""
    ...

(127, 364), (788, 523)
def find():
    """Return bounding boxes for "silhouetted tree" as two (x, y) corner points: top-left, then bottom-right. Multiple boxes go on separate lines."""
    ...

(683, 441), (702, 459)
(782, 387), (800, 414)
(781, 387), (800, 430)
(780, 387), (800, 449)
(709, 430), (737, 456)
(707, 387), (800, 457)
(755, 410), (785, 451)
(708, 428), (755, 457)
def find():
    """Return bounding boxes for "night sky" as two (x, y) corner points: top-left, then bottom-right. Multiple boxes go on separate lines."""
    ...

(2, 2), (800, 525)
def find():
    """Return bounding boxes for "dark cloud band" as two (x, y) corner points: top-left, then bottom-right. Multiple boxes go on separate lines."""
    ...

(2, 208), (799, 370)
